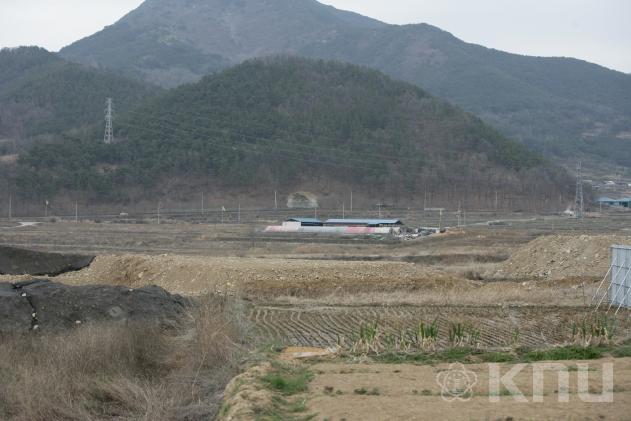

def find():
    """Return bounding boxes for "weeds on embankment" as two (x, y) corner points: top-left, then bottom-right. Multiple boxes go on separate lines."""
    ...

(338, 319), (481, 355)
(570, 313), (617, 347)
(0, 296), (247, 421)
(337, 318), (630, 365)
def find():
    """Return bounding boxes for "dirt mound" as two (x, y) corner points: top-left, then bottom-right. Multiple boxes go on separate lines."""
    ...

(57, 254), (465, 298)
(0, 280), (190, 334)
(494, 234), (631, 280)
(0, 246), (94, 276)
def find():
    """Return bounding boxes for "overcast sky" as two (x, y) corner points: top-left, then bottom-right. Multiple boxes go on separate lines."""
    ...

(1, 0), (630, 73)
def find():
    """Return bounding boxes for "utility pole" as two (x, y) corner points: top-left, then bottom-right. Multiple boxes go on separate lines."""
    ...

(575, 161), (584, 220)
(201, 192), (204, 215)
(350, 190), (353, 215)
(75, 201), (78, 223)
(104, 98), (114, 144)
(424, 186), (427, 212)
(274, 191), (278, 210)
(342, 203), (345, 219)
(457, 201), (461, 229)
(495, 191), (499, 212)
(238, 203), (241, 224)
(8, 193), (12, 221)
(45, 200), (49, 218)
(377, 203), (382, 218)
(157, 201), (162, 225)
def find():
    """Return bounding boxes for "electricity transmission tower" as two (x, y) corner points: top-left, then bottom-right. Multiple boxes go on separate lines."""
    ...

(574, 161), (584, 220)
(104, 98), (114, 144)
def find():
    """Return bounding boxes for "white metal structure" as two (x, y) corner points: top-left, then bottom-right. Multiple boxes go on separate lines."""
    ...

(104, 98), (114, 144)
(574, 161), (584, 220)
(609, 245), (631, 311)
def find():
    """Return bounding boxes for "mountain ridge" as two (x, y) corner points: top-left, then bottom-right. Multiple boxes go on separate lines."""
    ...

(14, 57), (570, 207)
(59, 0), (631, 168)
(0, 47), (160, 153)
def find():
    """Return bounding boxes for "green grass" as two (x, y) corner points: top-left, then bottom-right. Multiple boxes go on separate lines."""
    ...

(612, 346), (631, 358)
(521, 346), (604, 362)
(255, 389), (316, 421)
(261, 364), (314, 396)
(372, 344), (622, 366)
(354, 387), (380, 396)
(479, 352), (518, 363)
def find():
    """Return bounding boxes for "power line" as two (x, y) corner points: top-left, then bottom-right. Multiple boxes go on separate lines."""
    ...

(104, 98), (114, 144)
(574, 161), (584, 220)
(119, 120), (382, 173)
(123, 107), (455, 157)
(117, 116), (527, 191)
(121, 109), (427, 168)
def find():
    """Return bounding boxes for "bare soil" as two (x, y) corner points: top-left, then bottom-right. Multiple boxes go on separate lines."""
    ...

(306, 358), (631, 420)
(492, 234), (631, 281)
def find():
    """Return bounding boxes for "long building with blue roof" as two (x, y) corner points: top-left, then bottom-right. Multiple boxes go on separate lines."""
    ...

(286, 217), (324, 226)
(597, 197), (631, 208)
(324, 218), (403, 227)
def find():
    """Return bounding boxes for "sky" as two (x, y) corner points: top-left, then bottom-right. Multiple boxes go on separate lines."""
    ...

(1, 0), (630, 73)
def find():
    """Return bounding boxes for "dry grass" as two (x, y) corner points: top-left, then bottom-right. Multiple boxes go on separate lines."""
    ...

(274, 279), (598, 307)
(0, 295), (247, 421)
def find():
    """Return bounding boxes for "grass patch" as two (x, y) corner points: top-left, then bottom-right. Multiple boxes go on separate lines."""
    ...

(354, 387), (380, 396)
(371, 343), (627, 366)
(262, 363), (314, 396)
(520, 346), (604, 362)
(479, 352), (518, 363)
(255, 375), (316, 421)
(612, 346), (631, 358)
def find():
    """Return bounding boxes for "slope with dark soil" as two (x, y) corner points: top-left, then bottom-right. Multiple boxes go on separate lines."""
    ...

(0, 246), (94, 276)
(0, 280), (189, 334)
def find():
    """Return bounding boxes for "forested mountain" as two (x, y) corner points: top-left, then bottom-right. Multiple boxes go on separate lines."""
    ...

(0, 47), (160, 154)
(15, 57), (570, 206)
(59, 0), (631, 168)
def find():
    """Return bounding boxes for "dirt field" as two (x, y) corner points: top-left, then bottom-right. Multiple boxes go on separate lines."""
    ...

(2, 215), (631, 419)
(305, 358), (631, 420)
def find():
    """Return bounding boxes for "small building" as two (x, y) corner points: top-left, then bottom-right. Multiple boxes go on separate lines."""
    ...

(286, 217), (323, 227)
(597, 197), (631, 208)
(324, 219), (403, 227)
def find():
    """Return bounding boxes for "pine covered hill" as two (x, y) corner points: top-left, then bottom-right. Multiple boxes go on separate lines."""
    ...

(59, 0), (631, 168)
(16, 57), (570, 206)
(0, 47), (160, 154)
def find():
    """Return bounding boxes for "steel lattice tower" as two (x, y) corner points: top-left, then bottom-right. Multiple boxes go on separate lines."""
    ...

(575, 161), (584, 220)
(104, 98), (114, 144)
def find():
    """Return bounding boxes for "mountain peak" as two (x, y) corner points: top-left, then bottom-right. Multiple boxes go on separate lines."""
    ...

(59, 0), (631, 167)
